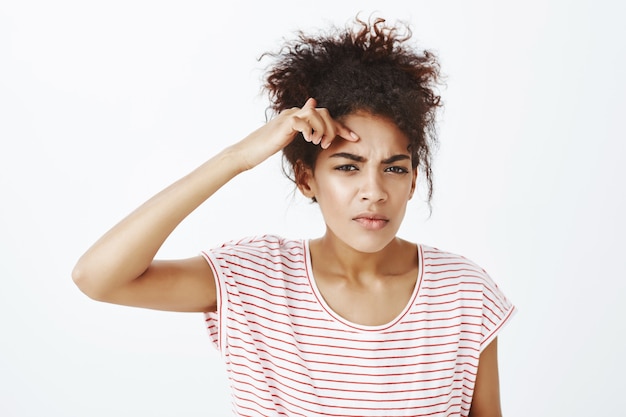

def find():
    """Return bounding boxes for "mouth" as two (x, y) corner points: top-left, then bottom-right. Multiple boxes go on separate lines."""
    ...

(352, 214), (389, 230)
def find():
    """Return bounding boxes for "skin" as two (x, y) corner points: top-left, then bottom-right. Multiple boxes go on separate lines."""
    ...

(299, 112), (420, 326)
(72, 98), (502, 416)
(470, 338), (503, 417)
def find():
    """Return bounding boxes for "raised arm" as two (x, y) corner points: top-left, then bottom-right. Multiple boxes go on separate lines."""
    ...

(72, 98), (357, 312)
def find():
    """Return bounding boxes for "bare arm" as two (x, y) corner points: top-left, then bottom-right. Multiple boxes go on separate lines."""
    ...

(72, 98), (357, 312)
(468, 337), (503, 417)
(72, 147), (244, 312)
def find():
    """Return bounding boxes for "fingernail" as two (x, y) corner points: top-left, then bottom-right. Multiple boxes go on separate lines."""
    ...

(350, 131), (359, 139)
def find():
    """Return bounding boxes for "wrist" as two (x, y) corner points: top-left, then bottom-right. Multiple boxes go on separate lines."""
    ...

(225, 130), (277, 173)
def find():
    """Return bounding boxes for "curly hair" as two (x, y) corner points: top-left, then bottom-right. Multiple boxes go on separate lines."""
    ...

(263, 16), (442, 203)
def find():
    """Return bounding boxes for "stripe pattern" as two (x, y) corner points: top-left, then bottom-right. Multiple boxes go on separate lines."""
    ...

(202, 235), (515, 417)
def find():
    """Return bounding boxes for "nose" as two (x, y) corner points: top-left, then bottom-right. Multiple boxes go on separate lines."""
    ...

(359, 171), (387, 202)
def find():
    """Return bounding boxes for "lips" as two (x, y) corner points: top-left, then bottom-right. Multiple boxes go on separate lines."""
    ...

(352, 213), (389, 230)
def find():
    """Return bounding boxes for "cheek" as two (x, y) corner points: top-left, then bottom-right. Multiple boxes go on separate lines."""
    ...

(311, 174), (350, 201)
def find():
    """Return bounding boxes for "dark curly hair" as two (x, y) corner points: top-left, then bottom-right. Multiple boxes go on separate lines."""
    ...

(263, 16), (442, 203)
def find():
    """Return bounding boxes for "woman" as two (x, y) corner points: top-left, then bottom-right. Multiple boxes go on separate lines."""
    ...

(73, 17), (515, 417)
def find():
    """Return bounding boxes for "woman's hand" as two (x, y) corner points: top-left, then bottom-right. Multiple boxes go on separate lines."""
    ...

(232, 98), (359, 171)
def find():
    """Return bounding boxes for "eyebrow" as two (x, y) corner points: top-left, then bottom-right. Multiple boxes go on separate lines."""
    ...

(329, 152), (411, 164)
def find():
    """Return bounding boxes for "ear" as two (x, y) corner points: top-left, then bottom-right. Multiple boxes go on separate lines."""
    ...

(294, 161), (316, 199)
(408, 168), (418, 200)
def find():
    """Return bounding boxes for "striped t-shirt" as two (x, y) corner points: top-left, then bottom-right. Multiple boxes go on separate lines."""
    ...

(201, 235), (515, 417)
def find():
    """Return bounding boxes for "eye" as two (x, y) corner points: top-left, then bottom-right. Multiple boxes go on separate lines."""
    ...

(385, 166), (409, 174)
(335, 164), (358, 172)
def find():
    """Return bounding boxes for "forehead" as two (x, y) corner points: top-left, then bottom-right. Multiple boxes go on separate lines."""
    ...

(325, 112), (411, 157)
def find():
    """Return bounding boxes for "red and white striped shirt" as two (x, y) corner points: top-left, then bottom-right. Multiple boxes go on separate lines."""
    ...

(202, 235), (515, 417)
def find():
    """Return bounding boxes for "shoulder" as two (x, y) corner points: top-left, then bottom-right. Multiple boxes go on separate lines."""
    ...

(204, 234), (306, 266)
(419, 244), (510, 301)
(420, 244), (490, 279)
(212, 234), (303, 254)
(420, 244), (515, 326)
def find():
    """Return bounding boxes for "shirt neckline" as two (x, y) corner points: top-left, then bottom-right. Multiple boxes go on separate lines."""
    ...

(303, 239), (424, 332)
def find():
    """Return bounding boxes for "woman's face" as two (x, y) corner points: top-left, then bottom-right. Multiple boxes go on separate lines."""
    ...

(299, 112), (417, 253)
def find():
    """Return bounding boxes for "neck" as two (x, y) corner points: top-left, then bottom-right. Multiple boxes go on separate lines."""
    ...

(310, 230), (413, 282)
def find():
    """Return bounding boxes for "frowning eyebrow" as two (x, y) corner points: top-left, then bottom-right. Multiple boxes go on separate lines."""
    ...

(329, 152), (411, 164)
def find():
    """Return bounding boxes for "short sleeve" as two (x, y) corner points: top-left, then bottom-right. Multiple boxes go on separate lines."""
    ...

(199, 235), (289, 355)
(477, 266), (516, 350)
(200, 246), (229, 354)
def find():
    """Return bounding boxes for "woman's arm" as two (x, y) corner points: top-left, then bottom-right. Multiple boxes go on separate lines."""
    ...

(72, 98), (357, 312)
(71, 147), (246, 312)
(468, 337), (503, 417)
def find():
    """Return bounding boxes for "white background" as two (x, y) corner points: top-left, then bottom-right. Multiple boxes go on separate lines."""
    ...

(1, 1), (625, 416)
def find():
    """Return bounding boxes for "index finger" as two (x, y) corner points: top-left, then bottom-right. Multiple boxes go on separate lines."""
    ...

(336, 123), (360, 142)
(320, 121), (358, 149)
(319, 121), (359, 149)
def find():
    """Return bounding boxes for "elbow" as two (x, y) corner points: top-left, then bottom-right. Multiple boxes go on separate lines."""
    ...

(71, 262), (109, 302)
